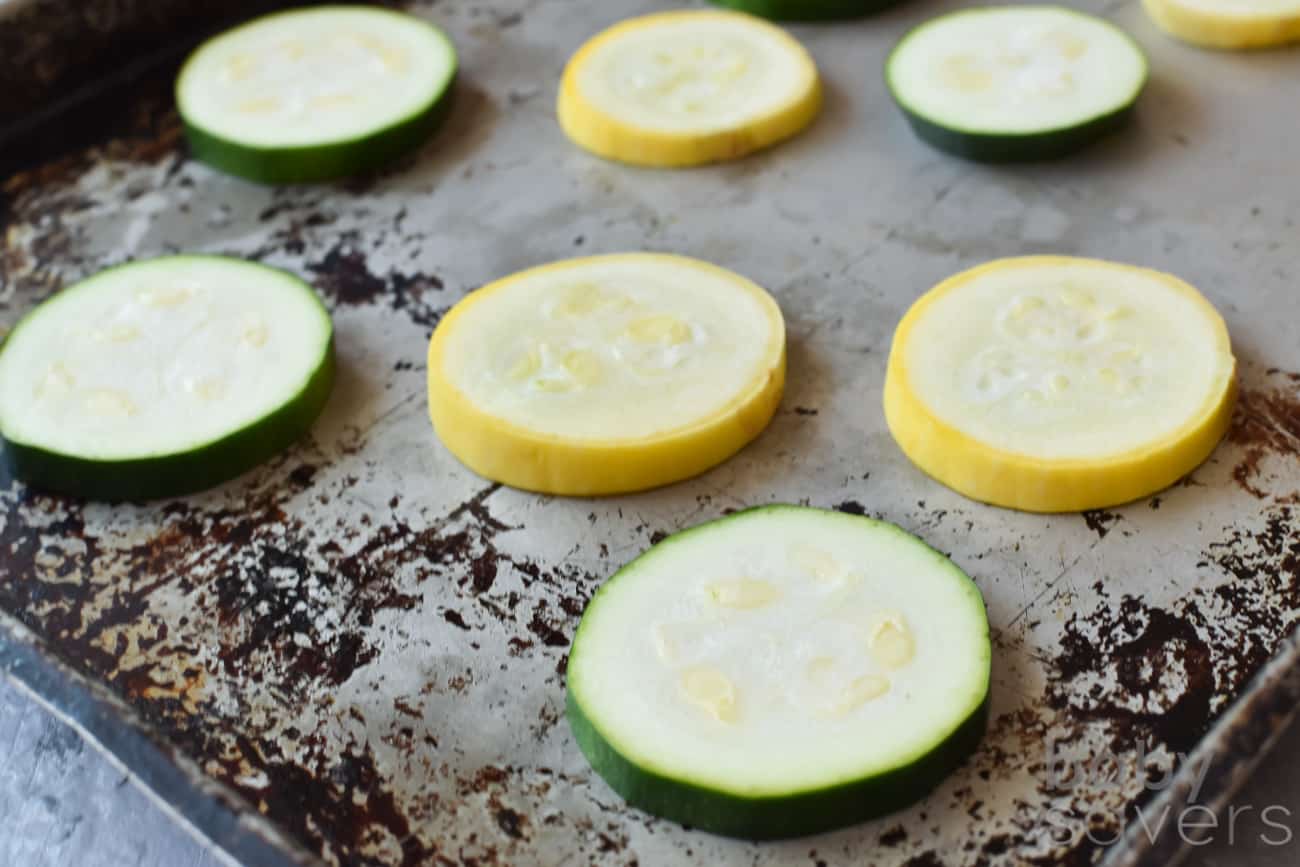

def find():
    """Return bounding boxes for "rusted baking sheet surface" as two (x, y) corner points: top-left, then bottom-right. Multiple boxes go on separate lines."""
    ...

(0, 0), (300, 178)
(0, 0), (286, 117)
(1, 1), (1298, 865)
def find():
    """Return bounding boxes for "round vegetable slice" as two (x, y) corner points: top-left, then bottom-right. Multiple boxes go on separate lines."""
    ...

(567, 505), (991, 839)
(884, 256), (1237, 513)
(0, 255), (334, 500)
(426, 253), (785, 495)
(886, 7), (1148, 162)
(709, 0), (902, 20)
(177, 6), (457, 183)
(557, 10), (822, 167)
(1143, 0), (1300, 48)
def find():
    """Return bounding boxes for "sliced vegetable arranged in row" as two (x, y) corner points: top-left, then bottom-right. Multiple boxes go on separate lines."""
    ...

(178, 6), (458, 183)
(426, 253), (786, 495)
(567, 505), (991, 838)
(709, 0), (904, 20)
(1143, 0), (1300, 49)
(886, 6), (1148, 161)
(558, 10), (822, 167)
(0, 256), (334, 501)
(884, 256), (1237, 512)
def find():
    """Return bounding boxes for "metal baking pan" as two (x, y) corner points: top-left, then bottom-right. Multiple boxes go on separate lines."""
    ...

(2, 0), (1298, 864)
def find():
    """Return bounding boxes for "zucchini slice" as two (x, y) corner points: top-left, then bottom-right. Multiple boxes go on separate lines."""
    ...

(709, 0), (902, 20)
(177, 6), (457, 183)
(0, 256), (334, 500)
(886, 7), (1147, 162)
(426, 254), (785, 495)
(1143, 0), (1300, 48)
(558, 11), (822, 167)
(567, 505), (991, 839)
(884, 256), (1237, 513)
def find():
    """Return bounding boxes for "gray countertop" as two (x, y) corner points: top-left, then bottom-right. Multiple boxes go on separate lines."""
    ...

(1, 675), (1296, 866)
(0, 678), (227, 867)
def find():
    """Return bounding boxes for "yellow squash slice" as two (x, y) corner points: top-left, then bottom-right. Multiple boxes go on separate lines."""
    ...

(1143, 0), (1300, 48)
(427, 254), (786, 495)
(884, 256), (1237, 513)
(557, 10), (822, 167)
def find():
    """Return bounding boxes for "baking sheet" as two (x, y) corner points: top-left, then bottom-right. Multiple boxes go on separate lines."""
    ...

(2, 1), (1299, 865)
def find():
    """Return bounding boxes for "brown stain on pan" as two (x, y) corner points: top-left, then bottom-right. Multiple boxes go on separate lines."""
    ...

(305, 243), (447, 330)
(967, 369), (1300, 865)
(1227, 371), (1300, 499)
(0, 452), (600, 865)
(0, 84), (598, 864)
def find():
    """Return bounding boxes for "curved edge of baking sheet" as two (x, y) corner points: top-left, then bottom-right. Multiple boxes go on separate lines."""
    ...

(1102, 629), (1300, 867)
(0, 611), (320, 867)
(8, 587), (1300, 867)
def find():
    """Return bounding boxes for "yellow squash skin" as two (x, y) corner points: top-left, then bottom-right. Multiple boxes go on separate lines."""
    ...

(883, 256), (1238, 513)
(1143, 0), (1300, 48)
(557, 11), (822, 168)
(427, 254), (786, 496)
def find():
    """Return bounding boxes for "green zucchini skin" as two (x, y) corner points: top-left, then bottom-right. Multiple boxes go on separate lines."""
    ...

(181, 79), (456, 185)
(566, 505), (991, 839)
(0, 340), (335, 503)
(884, 8), (1148, 163)
(709, 0), (903, 19)
(568, 688), (989, 839)
(893, 99), (1137, 162)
